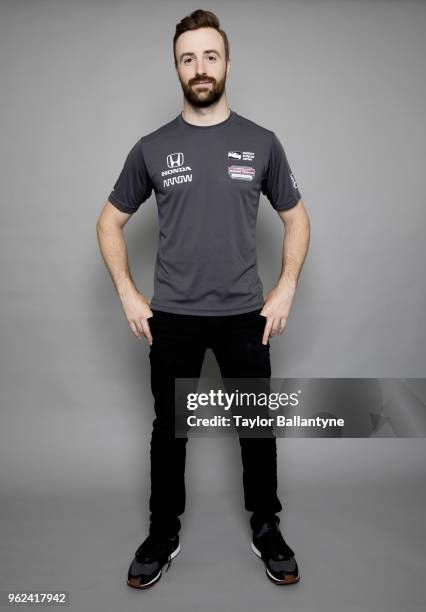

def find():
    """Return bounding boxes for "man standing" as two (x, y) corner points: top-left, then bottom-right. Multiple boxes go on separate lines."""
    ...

(96, 9), (310, 589)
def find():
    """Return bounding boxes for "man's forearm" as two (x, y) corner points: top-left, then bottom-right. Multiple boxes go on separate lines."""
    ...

(96, 222), (138, 299)
(276, 215), (310, 292)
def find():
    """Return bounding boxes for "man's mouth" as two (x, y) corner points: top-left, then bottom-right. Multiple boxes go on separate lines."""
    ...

(193, 80), (211, 85)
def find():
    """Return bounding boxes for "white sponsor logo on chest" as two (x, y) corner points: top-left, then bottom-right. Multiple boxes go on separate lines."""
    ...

(228, 151), (255, 161)
(228, 165), (255, 181)
(162, 151), (192, 188)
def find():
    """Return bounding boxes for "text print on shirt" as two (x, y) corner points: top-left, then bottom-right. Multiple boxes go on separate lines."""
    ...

(227, 150), (256, 181)
(228, 150), (255, 161)
(162, 151), (192, 188)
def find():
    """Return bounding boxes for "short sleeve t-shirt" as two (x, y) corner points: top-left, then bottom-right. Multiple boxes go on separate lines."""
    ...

(108, 109), (302, 316)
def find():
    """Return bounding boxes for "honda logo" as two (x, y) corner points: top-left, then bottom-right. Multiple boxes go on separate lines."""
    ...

(167, 152), (184, 168)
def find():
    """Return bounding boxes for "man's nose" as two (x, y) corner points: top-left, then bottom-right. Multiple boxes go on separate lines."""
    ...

(195, 57), (206, 76)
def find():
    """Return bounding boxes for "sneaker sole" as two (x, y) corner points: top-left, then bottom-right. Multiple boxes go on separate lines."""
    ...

(127, 543), (181, 589)
(251, 541), (300, 585)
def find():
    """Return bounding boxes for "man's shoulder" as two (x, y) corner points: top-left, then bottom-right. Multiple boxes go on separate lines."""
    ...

(136, 115), (180, 148)
(233, 111), (274, 138)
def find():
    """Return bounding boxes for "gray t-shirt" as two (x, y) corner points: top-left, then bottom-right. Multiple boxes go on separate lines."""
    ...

(108, 109), (302, 315)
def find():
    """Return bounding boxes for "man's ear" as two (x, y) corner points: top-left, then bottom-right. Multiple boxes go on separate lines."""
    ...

(226, 59), (231, 77)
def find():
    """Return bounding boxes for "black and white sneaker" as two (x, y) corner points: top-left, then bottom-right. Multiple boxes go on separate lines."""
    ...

(251, 519), (300, 585)
(127, 532), (180, 589)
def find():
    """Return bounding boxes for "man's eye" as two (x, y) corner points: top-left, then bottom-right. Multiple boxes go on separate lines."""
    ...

(208, 56), (217, 61)
(183, 58), (192, 64)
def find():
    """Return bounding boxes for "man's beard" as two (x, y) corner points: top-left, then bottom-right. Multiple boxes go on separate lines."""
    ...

(178, 70), (227, 108)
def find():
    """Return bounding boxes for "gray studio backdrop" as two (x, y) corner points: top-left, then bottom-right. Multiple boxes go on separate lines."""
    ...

(1, 1), (425, 611)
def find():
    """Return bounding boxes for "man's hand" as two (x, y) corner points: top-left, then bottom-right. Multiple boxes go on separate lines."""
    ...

(120, 288), (154, 345)
(259, 282), (297, 345)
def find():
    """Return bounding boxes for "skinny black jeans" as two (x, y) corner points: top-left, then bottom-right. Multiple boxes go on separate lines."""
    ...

(147, 307), (283, 536)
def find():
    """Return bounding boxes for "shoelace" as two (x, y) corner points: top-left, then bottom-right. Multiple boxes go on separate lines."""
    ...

(257, 523), (294, 560)
(135, 534), (175, 571)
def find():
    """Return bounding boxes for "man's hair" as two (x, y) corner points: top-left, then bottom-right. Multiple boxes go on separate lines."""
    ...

(173, 9), (230, 67)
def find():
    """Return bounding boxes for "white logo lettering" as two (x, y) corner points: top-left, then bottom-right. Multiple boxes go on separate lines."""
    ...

(161, 166), (192, 177)
(290, 172), (298, 189)
(167, 152), (184, 168)
(163, 174), (193, 188)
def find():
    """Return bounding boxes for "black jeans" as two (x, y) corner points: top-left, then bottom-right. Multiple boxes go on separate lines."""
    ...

(147, 307), (283, 536)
